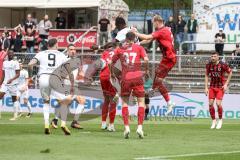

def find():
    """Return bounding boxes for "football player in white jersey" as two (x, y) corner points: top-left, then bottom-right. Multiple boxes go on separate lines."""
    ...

(51, 44), (85, 130)
(17, 62), (32, 118)
(115, 17), (139, 43)
(0, 51), (21, 120)
(28, 38), (74, 135)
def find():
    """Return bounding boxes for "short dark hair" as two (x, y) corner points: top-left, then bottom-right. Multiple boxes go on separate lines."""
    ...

(236, 43), (239, 48)
(126, 32), (136, 41)
(103, 42), (117, 49)
(115, 17), (126, 28)
(212, 52), (219, 55)
(68, 43), (75, 48)
(48, 38), (58, 48)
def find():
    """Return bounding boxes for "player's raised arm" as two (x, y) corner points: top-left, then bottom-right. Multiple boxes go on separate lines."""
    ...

(134, 32), (154, 41)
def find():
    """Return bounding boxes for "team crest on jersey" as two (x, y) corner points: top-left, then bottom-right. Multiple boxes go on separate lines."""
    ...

(218, 67), (221, 71)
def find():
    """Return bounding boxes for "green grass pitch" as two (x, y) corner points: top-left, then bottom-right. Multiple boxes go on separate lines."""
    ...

(0, 112), (240, 160)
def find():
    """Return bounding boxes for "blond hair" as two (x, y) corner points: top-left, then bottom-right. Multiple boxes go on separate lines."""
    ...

(153, 15), (164, 23)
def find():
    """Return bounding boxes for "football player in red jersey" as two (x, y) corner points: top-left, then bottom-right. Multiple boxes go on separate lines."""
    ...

(205, 52), (232, 129)
(110, 32), (149, 139)
(132, 15), (176, 115)
(99, 42), (118, 131)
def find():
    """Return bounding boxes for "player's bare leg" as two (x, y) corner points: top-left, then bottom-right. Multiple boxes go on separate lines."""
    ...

(209, 99), (216, 129)
(216, 99), (223, 129)
(122, 96), (130, 139)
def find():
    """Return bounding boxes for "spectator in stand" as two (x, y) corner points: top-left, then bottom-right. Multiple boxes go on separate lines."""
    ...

(165, 16), (176, 35)
(23, 14), (36, 32)
(1, 32), (10, 52)
(229, 43), (240, 71)
(32, 12), (38, 25)
(98, 16), (110, 45)
(38, 14), (53, 51)
(214, 28), (226, 56)
(55, 11), (66, 29)
(0, 49), (8, 79)
(3, 27), (14, 49)
(13, 24), (24, 52)
(186, 14), (198, 54)
(176, 15), (186, 46)
(24, 28), (35, 53)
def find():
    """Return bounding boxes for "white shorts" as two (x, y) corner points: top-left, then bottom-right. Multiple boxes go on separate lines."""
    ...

(17, 85), (29, 99)
(39, 74), (51, 101)
(0, 84), (18, 96)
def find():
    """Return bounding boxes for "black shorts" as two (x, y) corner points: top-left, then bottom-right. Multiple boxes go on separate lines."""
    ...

(145, 96), (150, 105)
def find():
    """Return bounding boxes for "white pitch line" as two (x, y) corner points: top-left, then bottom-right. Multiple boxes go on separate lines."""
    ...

(134, 150), (240, 160)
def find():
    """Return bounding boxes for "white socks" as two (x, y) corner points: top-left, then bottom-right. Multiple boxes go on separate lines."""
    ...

(27, 101), (32, 113)
(13, 101), (20, 117)
(43, 103), (50, 127)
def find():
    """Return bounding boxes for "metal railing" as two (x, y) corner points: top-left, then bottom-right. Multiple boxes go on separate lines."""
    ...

(178, 41), (239, 72)
(14, 52), (240, 93)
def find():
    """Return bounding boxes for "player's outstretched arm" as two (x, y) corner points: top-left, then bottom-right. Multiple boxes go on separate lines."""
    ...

(140, 40), (153, 45)
(134, 31), (154, 41)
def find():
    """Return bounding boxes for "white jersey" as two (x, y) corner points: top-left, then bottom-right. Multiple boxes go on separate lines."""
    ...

(115, 27), (139, 43)
(2, 60), (20, 85)
(34, 50), (68, 75)
(18, 69), (29, 86)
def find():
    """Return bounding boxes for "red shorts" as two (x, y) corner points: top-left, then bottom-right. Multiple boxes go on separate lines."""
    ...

(121, 78), (145, 98)
(209, 88), (224, 100)
(153, 58), (176, 88)
(100, 78), (117, 97)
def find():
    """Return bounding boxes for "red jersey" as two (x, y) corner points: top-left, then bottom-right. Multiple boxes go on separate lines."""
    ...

(152, 26), (176, 59)
(206, 61), (231, 88)
(0, 51), (7, 79)
(112, 43), (147, 81)
(100, 48), (115, 79)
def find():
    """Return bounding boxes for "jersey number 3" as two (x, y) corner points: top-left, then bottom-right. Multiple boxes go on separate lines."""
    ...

(48, 54), (56, 67)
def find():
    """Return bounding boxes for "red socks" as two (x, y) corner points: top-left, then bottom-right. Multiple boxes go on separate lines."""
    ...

(101, 101), (109, 122)
(122, 106), (145, 126)
(138, 107), (145, 125)
(109, 102), (117, 124)
(209, 105), (215, 120)
(217, 105), (223, 119)
(122, 106), (129, 126)
(209, 105), (223, 119)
